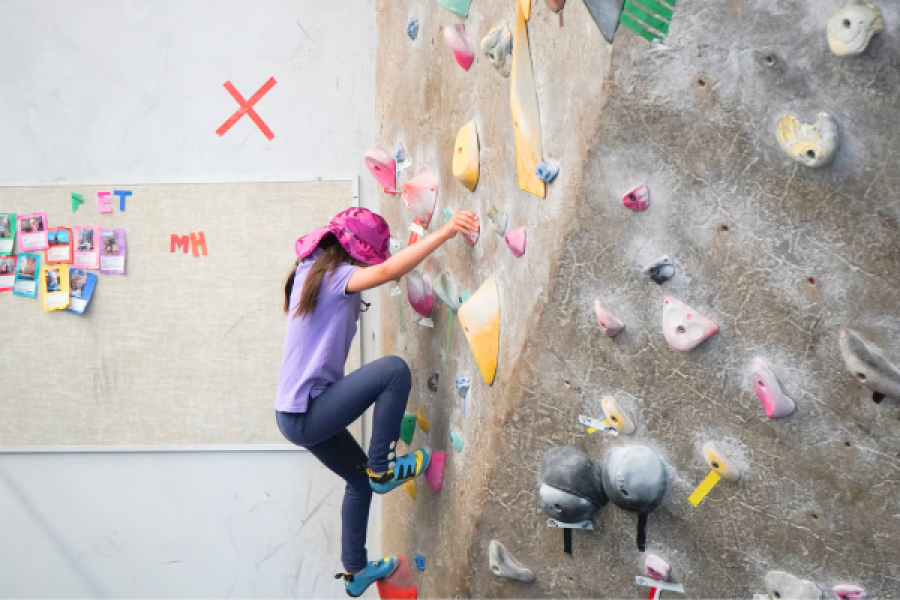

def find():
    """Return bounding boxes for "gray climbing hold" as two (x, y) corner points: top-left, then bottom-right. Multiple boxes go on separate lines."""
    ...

(602, 446), (667, 514)
(644, 255), (675, 284)
(764, 571), (822, 600)
(535, 161), (559, 183)
(839, 329), (900, 399)
(481, 25), (513, 78)
(540, 446), (607, 523)
(455, 373), (471, 399)
(487, 206), (508, 236)
(407, 18), (419, 41)
(489, 540), (535, 583)
(433, 270), (460, 311)
(427, 373), (439, 392)
(583, 0), (626, 44)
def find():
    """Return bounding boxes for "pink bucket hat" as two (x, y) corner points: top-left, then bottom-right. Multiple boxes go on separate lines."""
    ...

(295, 207), (391, 265)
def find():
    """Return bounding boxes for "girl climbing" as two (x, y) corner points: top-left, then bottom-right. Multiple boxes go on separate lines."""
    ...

(275, 206), (478, 597)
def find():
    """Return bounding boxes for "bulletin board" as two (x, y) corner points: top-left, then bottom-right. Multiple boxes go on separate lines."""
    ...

(0, 181), (360, 447)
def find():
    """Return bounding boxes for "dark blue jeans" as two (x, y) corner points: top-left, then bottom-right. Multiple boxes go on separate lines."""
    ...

(276, 355), (412, 573)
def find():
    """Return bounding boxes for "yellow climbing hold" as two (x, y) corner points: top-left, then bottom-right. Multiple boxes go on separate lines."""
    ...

(416, 406), (431, 433)
(510, 0), (545, 198)
(519, 0), (531, 21)
(403, 480), (417, 499)
(452, 121), (479, 191)
(458, 275), (500, 386)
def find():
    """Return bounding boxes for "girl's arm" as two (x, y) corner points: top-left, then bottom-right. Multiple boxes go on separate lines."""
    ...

(346, 210), (478, 293)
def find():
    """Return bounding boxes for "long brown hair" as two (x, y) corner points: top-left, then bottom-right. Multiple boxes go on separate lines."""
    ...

(284, 235), (365, 319)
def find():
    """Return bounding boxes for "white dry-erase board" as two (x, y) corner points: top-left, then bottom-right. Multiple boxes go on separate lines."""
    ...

(0, 181), (360, 446)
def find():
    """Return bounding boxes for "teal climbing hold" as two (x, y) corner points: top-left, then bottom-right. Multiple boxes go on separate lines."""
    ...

(400, 413), (417, 444)
(438, 0), (473, 18)
(451, 431), (464, 453)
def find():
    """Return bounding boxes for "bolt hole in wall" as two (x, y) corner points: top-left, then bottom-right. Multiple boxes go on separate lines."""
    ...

(806, 149), (817, 159)
(719, 224), (730, 232)
(765, 55), (776, 66)
(808, 277), (816, 285)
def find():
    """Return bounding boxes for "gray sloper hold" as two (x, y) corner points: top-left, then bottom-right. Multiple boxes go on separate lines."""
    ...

(765, 571), (822, 600)
(644, 256), (675, 284)
(540, 446), (607, 523)
(488, 540), (535, 583)
(602, 445), (667, 513)
(839, 329), (900, 399)
(583, 0), (626, 44)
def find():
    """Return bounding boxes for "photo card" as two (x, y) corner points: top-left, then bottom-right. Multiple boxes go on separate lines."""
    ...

(41, 263), (70, 311)
(100, 228), (126, 274)
(13, 253), (40, 297)
(46, 227), (73, 265)
(0, 213), (15, 254)
(0, 255), (17, 291)
(67, 269), (97, 314)
(17, 212), (49, 251)
(73, 226), (100, 270)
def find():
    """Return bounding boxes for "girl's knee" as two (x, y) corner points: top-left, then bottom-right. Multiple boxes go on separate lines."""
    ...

(382, 355), (411, 388)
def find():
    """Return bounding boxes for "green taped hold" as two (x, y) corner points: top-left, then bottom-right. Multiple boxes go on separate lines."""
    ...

(451, 431), (463, 453)
(632, 0), (674, 21)
(625, 1), (670, 34)
(437, 0), (472, 18)
(400, 413), (417, 444)
(619, 10), (662, 42)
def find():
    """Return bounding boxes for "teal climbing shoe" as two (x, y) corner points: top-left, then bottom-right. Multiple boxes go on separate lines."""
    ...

(368, 447), (432, 495)
(335, 556), (399, 597)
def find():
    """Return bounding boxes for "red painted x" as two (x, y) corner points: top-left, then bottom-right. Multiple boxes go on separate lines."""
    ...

(216, 77), (277, 140)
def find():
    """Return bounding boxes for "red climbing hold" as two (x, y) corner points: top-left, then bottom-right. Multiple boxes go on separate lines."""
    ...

(377, 554), (418, 599)
(365, 148), (397, 191)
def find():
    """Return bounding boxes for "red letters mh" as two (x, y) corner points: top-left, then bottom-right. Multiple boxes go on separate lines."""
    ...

(171, 232), (207, 257)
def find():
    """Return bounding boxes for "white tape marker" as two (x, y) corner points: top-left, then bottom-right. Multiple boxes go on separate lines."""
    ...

(546, 519), (593, 530)
(408, 222), (425, 236)
(578, 415), (619, 436)
(635, 577), (684, 593)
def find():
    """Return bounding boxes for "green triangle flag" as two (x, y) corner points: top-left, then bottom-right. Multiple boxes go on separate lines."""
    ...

(72, 193), (84, 212)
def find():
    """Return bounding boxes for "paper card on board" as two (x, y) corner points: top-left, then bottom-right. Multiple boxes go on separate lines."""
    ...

(41, 263), (70, 311)
(13, 253), (40, 297)
(45, 227), (73, 265)
(67, 269), (97, 314)
(17, 212), (49, 251)
(0, 213), (16, 255)
(73, 226), (100, 270)
(0, 255), (17, 291)
(100, 228), (126, 274)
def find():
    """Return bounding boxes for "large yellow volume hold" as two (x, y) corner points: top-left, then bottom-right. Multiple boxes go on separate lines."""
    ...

(457, 275), (500, 385)
(452, 121), (479, 191)
(510, 0), (545, 198)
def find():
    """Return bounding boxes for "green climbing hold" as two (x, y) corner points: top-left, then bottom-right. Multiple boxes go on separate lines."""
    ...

(451, 431), (464, 453)
(620, 0), (674, 42)
(438, 0), (472, 18)
(400, 413), (417, 444)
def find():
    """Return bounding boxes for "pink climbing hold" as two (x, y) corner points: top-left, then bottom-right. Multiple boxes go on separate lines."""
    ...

(662, 296), (719, 351)
(622, 185), (650, 211)
(834, 585), (867, 600)
(505, 228), (526, 257)
(406, 271), (434, 318)
(424, 450), (446, 492)
(595, 300), (625, 338)
(443, 24), (475, 70)
(402, 167), (439, 227)
(364, 148), (396, 191)
(465, 222), (481, 247)
(751, 358), (796, 419)
(645, 554), (670, 581)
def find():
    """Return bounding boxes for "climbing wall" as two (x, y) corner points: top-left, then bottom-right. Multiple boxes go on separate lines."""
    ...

(377, 0), (900, 597)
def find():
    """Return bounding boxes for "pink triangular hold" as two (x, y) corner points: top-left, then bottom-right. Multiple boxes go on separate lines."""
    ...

(406, 271), (434, 317)
(424, 450), (446, 492)
(622, 184), (650, 211)
(402, 167), (439, 227)
(662, 296), (718, 351)
(365, 148), (396, 191)
(443, 24), (475, 70)
(505, 228), (526, 257)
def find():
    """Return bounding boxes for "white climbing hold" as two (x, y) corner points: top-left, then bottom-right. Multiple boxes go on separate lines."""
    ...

(703, 442), (740, 482)
(645, 554), (671, 581)
(595, 300), (624, 337)
(662, 296), (719, 351)
(601, 396), (635, 434)
(828, 2), (882, 56)
(751, 358), (796, 418)
(488, 540), (535, 583)
(839, 329), (900, 399)
(776, 113), (839, 168)
(765, 571), (822, 600)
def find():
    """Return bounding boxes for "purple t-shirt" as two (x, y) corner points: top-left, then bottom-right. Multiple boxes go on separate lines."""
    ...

(275, 249), (360, 412)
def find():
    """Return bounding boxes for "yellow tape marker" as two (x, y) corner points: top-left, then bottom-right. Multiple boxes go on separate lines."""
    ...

(586, 420), (612, 434)
(688, 470), (721, 506)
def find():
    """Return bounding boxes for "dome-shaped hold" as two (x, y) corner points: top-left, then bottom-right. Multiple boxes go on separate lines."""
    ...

(453, 121), (479, 191)
(644, 255), (675, 284)
(443, 24), (475, 70)
(764, 571), (822, 600)
(540, 446), (607, 522)
(489, 540), (535, 582)
(458, 276), (500, 385)
(839, 329), (900, 399)
(406, 270), (434, 318)
(828, 2), (882, 56)
(622, 184), (650, 211)
(364, 148), (396, 191)
(601, 396), (635, 434)
(751, 358), (796, 418)
(481, 25), (513, 77)
(595, 300), (624, 337)
(601, 445), (668, 513)
(776, 113), (839, 168)
(645, 554), (670, 581)
(703, 442), (740, 481)
(662, 296), (719, 351)
(833, 584), (867, 600)
(505, 228), (527, 258)
(401, 166), (439, 227)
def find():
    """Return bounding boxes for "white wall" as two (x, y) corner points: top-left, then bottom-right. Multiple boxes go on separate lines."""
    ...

(0, 1), (381, 597)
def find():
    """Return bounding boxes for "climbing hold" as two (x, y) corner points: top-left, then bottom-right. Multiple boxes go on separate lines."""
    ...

(451, 431), (464, 452)
(455, 373), (471, 399)
(438, 0), (473, 18)
(389, 237), (402, 256)
(401, 166), (439, 227)
(839, 329), (900, 399)
(505, 228), (527, 258)
(427, 373), (439, 392)
(406, 270), (434, 318)
(764, 571), (822, 600)
(489, 540), (535, 583)
(828, 2), (882, 56)
(618, 0), (673, 42)
(703, 442), (740, 481)
(443, 24), (475, 71)
(535, 161), (559, 183)
(519, 0), (532, 20)
(424, 450), (446, 492)
(452, 121), (479, 192)
(487, 206), (507, 236)
(465, 222), (481, 247)
(583, 0), (626, 43)
(833, 585), (867, 600)
(413, 553), (426, 572)
(663, 296), (719, 351)
(402, 479), (417, 499)
(481, 25), (513, 78)
(644, 255), (675, 285)
(594, 300), (625, 337)
(458, 290), (472, 305)
(751, 358), (796, 418)
(433, 271), (459, 311)
(622, 184), (650, 211)
(458, 276), (500, 385)
(406, 18), (419, 41)
(364, 148), (396, 191)
(400, 414), (416, 445)
(511, 0), (546, 198)
(645, 554), (671, 581)
(416, 406), (430, 433)
(602, 445), (667, 551)
(776, 113), (839, 168)
(601, 396), (635, 434)
(540, 446), (607, 523)
(546, 0), (566, 12)
(376, 553), (418, 599)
